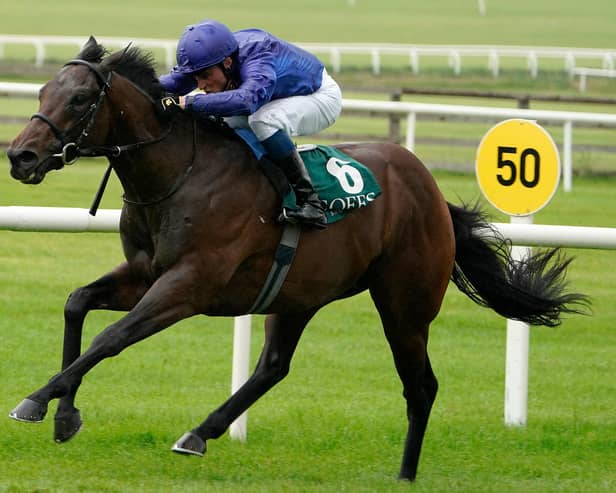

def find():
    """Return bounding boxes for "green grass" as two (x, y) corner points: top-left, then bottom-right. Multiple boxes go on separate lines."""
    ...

(2, 0), (616, 78)
(1, 2), (616, 491)
(1, 161), (615, 492)
(3, 1), (616, 175)
(1, 0), (616, 47)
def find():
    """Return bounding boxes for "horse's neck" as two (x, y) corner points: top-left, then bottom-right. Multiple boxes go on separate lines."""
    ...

(109, 105), (196, 203)
(104, 80), (264, 211)
(111, 114), (255, 209)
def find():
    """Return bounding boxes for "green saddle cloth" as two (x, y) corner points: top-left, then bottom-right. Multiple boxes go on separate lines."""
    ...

(284, 144), (382, 225)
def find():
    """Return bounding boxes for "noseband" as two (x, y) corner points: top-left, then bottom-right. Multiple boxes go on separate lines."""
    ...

(30, 56), (180, 215)
(31, 59), (112, 165)
(31, 58), (173, 166)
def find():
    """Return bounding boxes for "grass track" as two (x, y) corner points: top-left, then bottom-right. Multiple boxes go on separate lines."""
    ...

(1, 1), (615, 491)
(1, 162), (614, 492)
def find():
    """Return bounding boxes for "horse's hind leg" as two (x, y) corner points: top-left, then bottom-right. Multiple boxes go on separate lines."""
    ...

(53, 263), (148, 442)
(399, 351), (438, 481)
(369, 273), (445, 481)
(172, 310), (315, 456)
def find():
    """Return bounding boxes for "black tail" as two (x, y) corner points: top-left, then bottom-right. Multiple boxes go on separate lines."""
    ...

(448, 202), (590, 327)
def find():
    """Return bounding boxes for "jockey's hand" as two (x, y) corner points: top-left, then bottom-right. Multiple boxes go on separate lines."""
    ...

(159, 95), (182, 112)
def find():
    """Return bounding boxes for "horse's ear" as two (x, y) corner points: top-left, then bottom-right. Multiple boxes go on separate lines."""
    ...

(79, 36), (97, 54)
(76, 36), (107, 63)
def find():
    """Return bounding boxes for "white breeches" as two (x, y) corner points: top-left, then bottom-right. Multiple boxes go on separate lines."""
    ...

(224, 68), (342, 141)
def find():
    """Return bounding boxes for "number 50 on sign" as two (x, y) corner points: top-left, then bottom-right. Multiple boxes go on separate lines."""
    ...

(476, 119), (561, 216)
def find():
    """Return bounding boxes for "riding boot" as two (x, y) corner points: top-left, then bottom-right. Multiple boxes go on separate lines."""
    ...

(273, 148), (327, 229)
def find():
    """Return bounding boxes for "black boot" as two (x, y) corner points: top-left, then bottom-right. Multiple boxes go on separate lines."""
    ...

(273, 148), (327, 229)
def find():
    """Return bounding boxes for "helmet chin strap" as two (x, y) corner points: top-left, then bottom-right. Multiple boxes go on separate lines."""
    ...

(224, 76), (238, 91)
(220, 55), (239, 90)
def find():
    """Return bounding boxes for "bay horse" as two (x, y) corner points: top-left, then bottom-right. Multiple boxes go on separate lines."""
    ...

(6, 37), (587, 481)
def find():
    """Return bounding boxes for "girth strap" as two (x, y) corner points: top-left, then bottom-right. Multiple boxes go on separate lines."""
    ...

(248, 223), (301, 313)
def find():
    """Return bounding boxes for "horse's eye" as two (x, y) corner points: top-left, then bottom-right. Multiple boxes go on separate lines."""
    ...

(70, 94), (89, 107)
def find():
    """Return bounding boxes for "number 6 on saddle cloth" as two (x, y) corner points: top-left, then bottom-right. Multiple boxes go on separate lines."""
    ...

(235, 128), (382, 224)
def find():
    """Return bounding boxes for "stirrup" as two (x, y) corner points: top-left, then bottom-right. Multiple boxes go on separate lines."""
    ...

(278, 208), (299, 224)
(278, 207), (327, 229)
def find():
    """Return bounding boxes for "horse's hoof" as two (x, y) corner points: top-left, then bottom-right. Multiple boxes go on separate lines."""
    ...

(8, 398), (48, 423)
(54, 411), (82, 443)
(172, 431), (206, 457)
(397, 471), (417, 482)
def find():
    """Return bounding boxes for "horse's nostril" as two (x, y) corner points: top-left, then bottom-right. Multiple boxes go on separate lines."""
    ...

(7, 149), (38, 168)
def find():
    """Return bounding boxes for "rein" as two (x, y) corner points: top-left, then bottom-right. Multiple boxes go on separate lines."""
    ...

(121, 118), (197, 207)
(34, 59), (174, 163)
(32, 57), (188, 214)
(32, 59), (112, 166)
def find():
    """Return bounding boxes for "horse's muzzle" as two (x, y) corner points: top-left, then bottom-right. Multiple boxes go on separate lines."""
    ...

(7, 147), (61, 184)
(7, 146), (38, 179)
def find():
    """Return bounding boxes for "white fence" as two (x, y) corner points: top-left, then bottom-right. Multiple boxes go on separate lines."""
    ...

(3, 206), (616, 247)
(4, 81), (616, 192)
(342, 99), (616, 192)
(571, 67), (616, 92)
(2, 34), (616, 77)
(2, 206), (616, 436)
(301, 43), (616, 78)
(0, 35), (178, 70)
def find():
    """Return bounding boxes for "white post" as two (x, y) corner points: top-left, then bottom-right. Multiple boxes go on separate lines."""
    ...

(478, 0), (487, 16)
(488, 49), (499, 77)
(371, 48), (381, 76)
(449, 51), (462, 76)
(562, 120), (573, 192)
(34, 40), (45, 68)
(504, 214), (533, 426)
(579, 72), (587, 92)
(527, 51), (538, 79)
(409, 50), (419, 74)
(330, 48), (341, 74)
(229, 314), (252, 441)
(164, 45), (175, 70)
(405, 112), (416, 151)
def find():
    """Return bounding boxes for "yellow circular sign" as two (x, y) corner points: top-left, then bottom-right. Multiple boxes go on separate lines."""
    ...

(475, 119), (560, 216)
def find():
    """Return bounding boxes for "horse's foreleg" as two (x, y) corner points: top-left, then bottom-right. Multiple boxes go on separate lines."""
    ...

(172, 310), (315, 457)
(9, 268), (197, 434)
(54, 263), (149, 442)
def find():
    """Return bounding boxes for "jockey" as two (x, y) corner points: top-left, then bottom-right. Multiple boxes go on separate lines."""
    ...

(159, 19), (343, 229)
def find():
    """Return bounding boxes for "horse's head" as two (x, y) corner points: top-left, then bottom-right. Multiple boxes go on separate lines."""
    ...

(7, 36), (164, 184)
(7, 37), (112, 183)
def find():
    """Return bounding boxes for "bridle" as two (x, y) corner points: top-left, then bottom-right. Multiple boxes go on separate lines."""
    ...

(32, 59), (113, 165)
(30, 57), (193, 214)
(31, 58), (172, 166)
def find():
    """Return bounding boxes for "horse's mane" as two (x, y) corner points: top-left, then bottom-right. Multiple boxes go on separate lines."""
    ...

(75, 36), (240, 138)
(76, 36), (164, 100)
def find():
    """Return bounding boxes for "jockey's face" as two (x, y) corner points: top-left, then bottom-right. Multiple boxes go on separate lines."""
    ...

(194, 57), (233, 93)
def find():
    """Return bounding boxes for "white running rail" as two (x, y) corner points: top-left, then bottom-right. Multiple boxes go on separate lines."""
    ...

(1, 34), (615, 77)
(2, 206), (616, 438)
(4, 81), (616, 192)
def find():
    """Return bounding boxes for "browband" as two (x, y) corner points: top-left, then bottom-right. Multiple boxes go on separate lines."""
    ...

(64, 59), (110, 88)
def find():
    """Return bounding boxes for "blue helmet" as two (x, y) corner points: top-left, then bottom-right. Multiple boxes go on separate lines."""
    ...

(175, 19), (238, 74)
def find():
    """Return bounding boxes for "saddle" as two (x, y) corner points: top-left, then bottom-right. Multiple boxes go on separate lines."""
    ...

(231, 129), (383, 313)
(234, 129), (382, 225)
